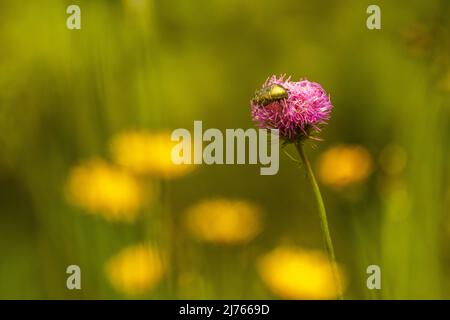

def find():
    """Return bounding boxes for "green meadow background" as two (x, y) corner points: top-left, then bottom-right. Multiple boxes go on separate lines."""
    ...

(0, 0), (449, 299)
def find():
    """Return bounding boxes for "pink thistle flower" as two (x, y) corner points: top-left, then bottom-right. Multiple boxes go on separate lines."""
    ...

(251, 75), (333, 142)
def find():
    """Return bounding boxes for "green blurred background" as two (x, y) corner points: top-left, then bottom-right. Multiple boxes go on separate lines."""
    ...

(0, 0), (449, 299)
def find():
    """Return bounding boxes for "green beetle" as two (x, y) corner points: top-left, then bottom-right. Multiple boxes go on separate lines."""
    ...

(252, 84), (288, 106)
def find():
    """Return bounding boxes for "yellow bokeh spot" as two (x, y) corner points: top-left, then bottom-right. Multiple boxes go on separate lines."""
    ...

(66, 159), (145, 222)
(185, 199), (263, 245)
(318, 145), (373, 189)
(111, 130), (194, 179)
(258, 247), (346, 300)
(105, 244), (165, 296)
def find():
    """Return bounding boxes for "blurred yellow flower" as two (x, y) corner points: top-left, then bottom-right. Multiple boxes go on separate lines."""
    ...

(105, 244), (165, 295)
(111, 130), (194, 179)
(258, 246), (346, 300)
(318, 145), (373, 189)
(66, 159), (145, 222)
(185, 199), (262, 245)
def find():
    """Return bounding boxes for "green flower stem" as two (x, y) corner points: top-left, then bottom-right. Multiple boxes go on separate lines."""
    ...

(295, 142), (344, 300)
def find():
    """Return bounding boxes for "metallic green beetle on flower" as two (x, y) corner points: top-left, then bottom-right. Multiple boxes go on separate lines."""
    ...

(252, 84), (289, 106)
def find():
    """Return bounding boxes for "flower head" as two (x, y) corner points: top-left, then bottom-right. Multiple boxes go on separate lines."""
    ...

(318, 145), (373, 189)
(105, 244), (165, 295)
(185, 198), (262, 245)
(65, 159), (146, 222)
(111, 130), (194, 179)
(258, 246), (346, 299)
(251, 75), (333, 142)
